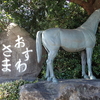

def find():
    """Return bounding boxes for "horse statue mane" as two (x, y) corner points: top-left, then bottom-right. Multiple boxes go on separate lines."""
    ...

(36, 9), (100, 83)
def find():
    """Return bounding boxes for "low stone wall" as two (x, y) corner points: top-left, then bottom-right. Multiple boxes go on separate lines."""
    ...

(19, 79), (100, 100)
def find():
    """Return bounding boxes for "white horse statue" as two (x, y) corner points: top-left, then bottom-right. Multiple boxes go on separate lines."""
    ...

(36, 9), (100, 83)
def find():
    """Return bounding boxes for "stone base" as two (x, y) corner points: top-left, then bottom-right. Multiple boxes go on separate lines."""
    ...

(19, 79), (100, 100)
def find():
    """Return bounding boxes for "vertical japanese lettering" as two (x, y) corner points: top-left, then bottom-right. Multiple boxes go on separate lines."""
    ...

(2, 57), (11, 72)
(22, 47), (33, 61)
(2, 44), (12, 57)
(1, 35), (33, 73)
(15, 59), (27, 72)
(15, 35), (25, 48)
(2, 44), (12, 72)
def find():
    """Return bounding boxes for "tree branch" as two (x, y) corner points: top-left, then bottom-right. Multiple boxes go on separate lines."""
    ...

(70, 0), (87, 6)
(70, 0), (95, 14)
(93, 0), (100, 10)
(88, 0), (95, 4)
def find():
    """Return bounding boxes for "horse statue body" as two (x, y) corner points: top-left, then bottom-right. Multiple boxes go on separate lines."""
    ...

(36, 9), (100, 83)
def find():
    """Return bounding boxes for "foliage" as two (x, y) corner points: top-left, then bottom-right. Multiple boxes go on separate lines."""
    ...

(0, 10), (14, 32)
(0, 0), (100, 79)
(0, 0), (87, 37)
(0, 79), (38, 100)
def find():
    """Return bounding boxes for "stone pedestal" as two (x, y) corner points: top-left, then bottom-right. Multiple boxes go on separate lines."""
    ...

(19, 79), (100, 100)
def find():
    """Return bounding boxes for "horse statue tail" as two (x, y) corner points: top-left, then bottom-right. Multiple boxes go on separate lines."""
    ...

(36, 31), (43, 63)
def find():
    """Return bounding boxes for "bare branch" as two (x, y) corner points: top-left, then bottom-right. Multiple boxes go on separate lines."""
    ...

(88, 0), (95, 4)
(93, 0), (100, 10)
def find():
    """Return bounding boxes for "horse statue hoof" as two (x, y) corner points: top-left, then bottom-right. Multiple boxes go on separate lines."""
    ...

(90, 75), (96, 79)
(83, 75), (89, 79)
(52, 78), (58, 84)
(47, 77), (52, 82)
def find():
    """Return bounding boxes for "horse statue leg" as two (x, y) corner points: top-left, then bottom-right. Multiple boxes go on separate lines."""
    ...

(86, 48), (96, 79)
(81, 50), (89, 79)
(46, 50), (58, 83)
